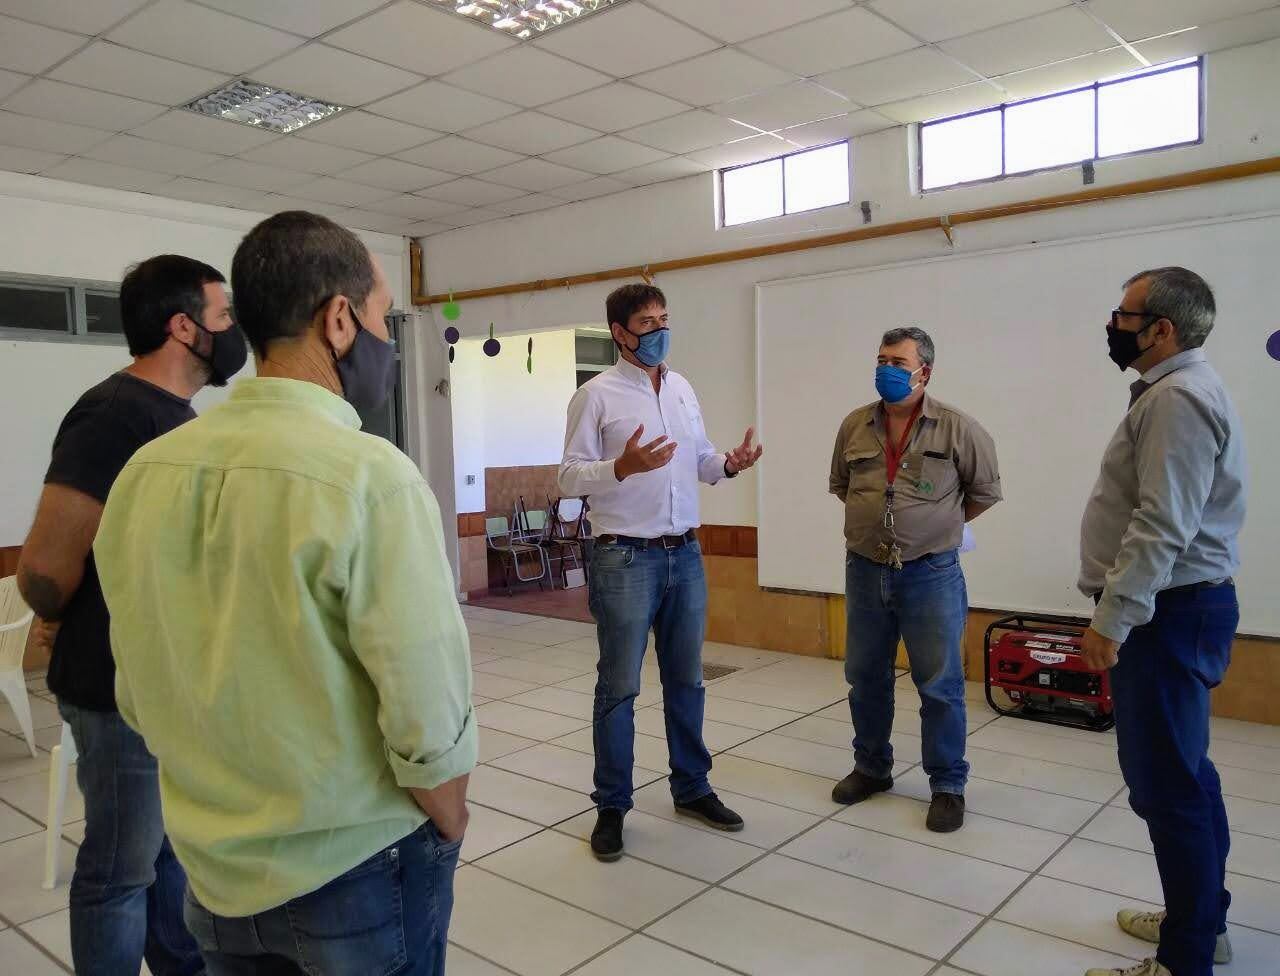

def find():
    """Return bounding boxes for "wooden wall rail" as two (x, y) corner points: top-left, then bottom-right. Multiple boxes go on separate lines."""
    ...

(410, 155), (1280, 307)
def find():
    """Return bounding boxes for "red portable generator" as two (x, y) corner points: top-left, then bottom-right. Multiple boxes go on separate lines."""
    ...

(984, 613), (1114, 732)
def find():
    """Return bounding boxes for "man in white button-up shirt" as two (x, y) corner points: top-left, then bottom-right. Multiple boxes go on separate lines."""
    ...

(560, 283), (762, 862)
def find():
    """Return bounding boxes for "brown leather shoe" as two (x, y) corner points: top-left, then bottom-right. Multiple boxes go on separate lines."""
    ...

(926, 793), (965, 833)
(832, 770), (893, 805)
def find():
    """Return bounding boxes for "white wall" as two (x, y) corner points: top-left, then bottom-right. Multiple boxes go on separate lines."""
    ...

(417, 37), (1280, 533)
(0, 172), (407, 546)
(450, 327), (578, 513)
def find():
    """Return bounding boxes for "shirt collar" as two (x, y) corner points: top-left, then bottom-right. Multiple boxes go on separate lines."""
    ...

(614, 356), (667, 388)
(229, 377), (361, 430)
(1140, 348), (1205, 384)
(866, 392), (938, 425)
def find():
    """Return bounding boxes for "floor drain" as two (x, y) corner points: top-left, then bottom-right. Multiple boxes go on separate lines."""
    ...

(702, 663), (740, 681)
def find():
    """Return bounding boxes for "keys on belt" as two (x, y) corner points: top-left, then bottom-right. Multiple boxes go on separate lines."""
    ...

(596, 529), (697, 550)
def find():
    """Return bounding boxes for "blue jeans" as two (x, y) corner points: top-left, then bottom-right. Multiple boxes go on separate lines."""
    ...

(589, 540), (713, 811)
(182, 823), (461, 976)
(1111, 583), (1237, 976)
(57, 701), (203, 976)
(844, 550), (969, 794)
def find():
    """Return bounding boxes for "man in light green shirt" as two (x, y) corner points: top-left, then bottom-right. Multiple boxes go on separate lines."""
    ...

(96, 211), (474, 976)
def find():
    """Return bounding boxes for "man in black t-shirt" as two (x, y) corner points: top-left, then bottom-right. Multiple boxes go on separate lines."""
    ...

(18, 254), (247, 976)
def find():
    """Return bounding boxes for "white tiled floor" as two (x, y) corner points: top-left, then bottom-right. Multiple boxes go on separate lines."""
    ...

(2, 606), (1279, 975)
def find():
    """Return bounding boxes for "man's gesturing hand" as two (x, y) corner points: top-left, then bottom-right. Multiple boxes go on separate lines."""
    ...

(615, 425), (677, 482)
(725, 427), (763, 475)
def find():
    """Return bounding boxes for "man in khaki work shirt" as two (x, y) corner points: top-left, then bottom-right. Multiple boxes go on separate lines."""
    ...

(828, 327), (1001, 834)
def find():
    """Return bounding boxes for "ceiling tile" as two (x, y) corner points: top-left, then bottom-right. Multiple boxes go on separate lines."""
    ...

(533, 4), (718, 76)
(876, 81), (1004, 124)
(0, 109), (112, 153)
(2, 79), (166, 130)
(434, 207), (504, 227)
(540, 82), (688, 133)
(547, 175), (630, 201)
(463, 112), (599, 155)
(362, 194), (464, 220)
(0, 68), (26, 100)
(404, 220), (453, 237)
(192, 156), (312, 192)
(370, 82), (517, 133)
(252, 194), (352, 218)
(291, 176), (395, 207)
(646, 0), (852, 44)
(1134, 7), (1280, 61)
(195, 0), (386, 38)
(443, 47), (610, 109)
(620, 110), (757, 154)
(632, 49), (798, 107)
(741, 8), (919, 76)
(84, 133), (221, 175)
(543, 135), (670, 174)
(481, 157), (593, 191)
(0, 144), (66, 173)
(42, 157), (175, 193)
(779, 109), (896, 147)
(1087, 0), (1277, 42)
(686, 134), (790, 169)
(714, 81), (853, 132)
(0, 0), (150, 35)
(342, 210), (413, 235)
(298, 111), (438, 155)
(0, 15), (86, 75)
(107, 0), (302, 75)
(418, 177), (525, 207)
(325, 0), (514, 77)
(869, 0), (1070, 43)
(156, 176), (275, 208)
(253, 44), (422, 107)
(236, 137), (375, 175)
(817, 48), (979, 108)
(938, 7), (1117, 78)
(612, 156), (710, 185)
(488, 193), (564, 216)
(393, 136), (523, 175)
(128, 109), (279, 153)
(995, 48), (1143, 101)
(50, 41), (229, 104)
(337, 157), (454, 192)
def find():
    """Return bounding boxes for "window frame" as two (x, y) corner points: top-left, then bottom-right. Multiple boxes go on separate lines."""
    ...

(0, 271), (125, 346)
(917, 57), (1204, 194)
(718, 140), (852, 228)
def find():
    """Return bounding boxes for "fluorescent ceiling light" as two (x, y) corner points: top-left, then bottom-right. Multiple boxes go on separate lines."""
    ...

(429, 0), (629, 39)
(183, 80), (344, 134)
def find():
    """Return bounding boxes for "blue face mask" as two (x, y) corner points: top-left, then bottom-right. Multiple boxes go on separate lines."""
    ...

(623, 326), (670, 367)
(875, 364), (923, 404)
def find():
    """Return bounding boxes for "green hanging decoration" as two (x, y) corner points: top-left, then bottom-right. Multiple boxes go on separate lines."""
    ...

(441, 291), (461, 321)
(527, 337), (533, 374)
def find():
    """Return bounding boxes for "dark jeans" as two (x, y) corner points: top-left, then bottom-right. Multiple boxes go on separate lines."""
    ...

(844, 550), (970, 794)
(182, 823), (462, 976)
(1111, 583), (1238, 976)
(57, 700), (203, 976)
(588, 539), (713, 811)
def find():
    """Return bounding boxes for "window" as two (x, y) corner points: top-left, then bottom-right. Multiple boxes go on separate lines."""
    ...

(85, 291), (124, 334)
(0, 275), (121, 341)
(919, 58), (1203, 192)
(575, 327), (618, 388)
(720, 141), (850, 227)
(0, 282), (73, 332)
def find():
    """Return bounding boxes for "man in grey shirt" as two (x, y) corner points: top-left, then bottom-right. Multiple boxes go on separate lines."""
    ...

(1079, 267), (1246, 976)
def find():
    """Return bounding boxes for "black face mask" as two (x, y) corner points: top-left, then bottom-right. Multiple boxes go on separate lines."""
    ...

(1106, 318), (1158, 371)
(335, 308), (397, 414)
(189, 320), (249, 387)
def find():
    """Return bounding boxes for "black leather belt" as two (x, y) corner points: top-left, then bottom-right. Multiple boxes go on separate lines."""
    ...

(1092, 578), (1233, 604)
(596, 529), (697, 550)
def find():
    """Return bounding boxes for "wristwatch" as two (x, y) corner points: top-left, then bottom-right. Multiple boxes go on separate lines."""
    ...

(723, 459), (738, 479)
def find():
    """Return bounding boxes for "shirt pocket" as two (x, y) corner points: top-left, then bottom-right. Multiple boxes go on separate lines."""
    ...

(898, 450), (958, 501)
(843, 448), (883, 497)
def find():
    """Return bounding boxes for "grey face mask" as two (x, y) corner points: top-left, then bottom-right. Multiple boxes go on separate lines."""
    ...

(335, 308), (396, 413)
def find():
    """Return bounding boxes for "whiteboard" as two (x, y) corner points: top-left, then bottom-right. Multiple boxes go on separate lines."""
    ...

(756, 211), (1280, 637)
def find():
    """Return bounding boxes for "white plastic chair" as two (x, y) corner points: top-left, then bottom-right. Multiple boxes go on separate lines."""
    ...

(0, 575), (37, 758)
(44, 720), (76, 889)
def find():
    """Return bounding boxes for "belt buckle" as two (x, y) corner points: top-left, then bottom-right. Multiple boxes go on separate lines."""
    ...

(661, 534), (679, 550)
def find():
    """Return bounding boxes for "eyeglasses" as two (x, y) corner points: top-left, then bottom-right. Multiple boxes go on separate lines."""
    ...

(1110, 307), (1160, 330)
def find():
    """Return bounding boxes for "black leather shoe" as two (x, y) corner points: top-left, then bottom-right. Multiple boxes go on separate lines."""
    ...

(674, 792), (744, 831)
(590, 809), (625, 861)
(832, 770), (893, 805)
(926, 793), (965, 833)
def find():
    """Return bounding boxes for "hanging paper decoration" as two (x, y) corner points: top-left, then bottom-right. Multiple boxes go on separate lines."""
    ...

(448, 347), (455, 363)
(444, 326), (460, 345)
(441, 291), (461, 321)
(527, 336), (533, 374)
(1269, 330), (1280, 362)
(483, 323), (501, 358)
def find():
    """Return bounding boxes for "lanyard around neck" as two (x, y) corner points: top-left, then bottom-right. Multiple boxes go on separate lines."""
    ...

(884, 399), (924, 486)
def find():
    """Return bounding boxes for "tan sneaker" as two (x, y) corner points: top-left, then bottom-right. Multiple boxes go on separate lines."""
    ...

(1117, 908), (1234, 964)
(1085, 960), (1170, 976)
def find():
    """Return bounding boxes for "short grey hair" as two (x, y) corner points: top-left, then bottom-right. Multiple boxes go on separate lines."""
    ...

(881, 327), (935, 368)
(1124, 266), (1216, 350)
